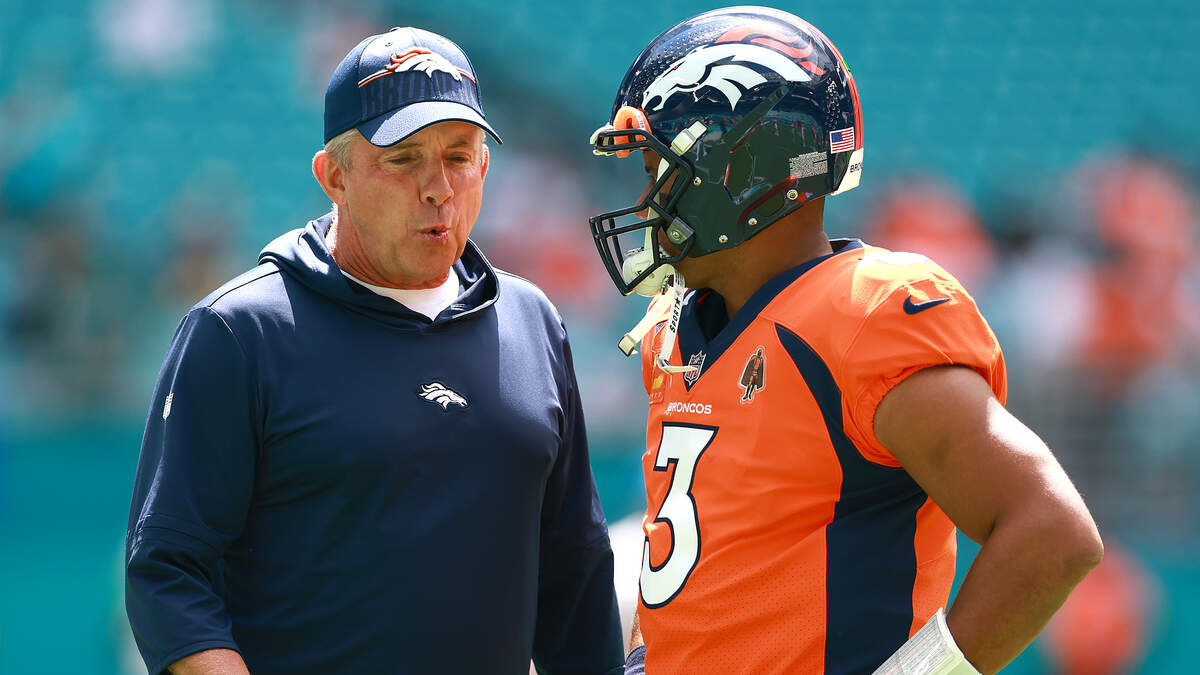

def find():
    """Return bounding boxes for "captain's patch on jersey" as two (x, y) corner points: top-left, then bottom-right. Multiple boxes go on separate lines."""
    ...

(739, 347), (766, 403)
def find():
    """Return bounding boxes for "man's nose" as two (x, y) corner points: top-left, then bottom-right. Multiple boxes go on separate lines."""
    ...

(423, 162), (454, 206)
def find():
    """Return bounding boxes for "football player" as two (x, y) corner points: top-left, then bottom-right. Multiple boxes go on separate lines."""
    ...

(587, 7), (1103, 674)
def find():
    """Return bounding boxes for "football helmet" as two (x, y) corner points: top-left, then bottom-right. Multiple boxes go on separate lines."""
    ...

(589, 6), (863, 295)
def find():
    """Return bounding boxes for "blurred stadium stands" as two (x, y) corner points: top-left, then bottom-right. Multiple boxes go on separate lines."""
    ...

(1, 0), (1198, 672)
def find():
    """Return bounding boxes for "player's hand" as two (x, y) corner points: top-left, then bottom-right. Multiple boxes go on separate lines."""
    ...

(624, 645), (646, 675)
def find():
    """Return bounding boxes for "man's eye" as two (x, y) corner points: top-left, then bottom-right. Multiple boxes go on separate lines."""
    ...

(390, 157), (414, 165)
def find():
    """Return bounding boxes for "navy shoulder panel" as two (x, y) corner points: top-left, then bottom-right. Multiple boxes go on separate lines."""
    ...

(194, 262), (283, 312)
(495, 270), (566, 331)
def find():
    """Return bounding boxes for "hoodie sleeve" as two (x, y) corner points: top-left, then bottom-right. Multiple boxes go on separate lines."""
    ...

(125, 307), (257, 674)
(532, 330), (625, 675)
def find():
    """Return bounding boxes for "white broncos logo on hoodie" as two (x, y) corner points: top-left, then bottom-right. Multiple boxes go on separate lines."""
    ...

(419, 382), (468, 410)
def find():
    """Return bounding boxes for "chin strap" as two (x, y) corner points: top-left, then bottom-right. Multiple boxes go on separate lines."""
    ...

(654, 272), (697, 374)
(617, 271), (698, 376)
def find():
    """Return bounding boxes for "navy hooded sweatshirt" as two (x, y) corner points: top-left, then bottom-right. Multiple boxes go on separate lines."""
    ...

(125, 214), (624, 675)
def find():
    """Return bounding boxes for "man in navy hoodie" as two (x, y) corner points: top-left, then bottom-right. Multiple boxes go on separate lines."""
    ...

(125, 27), (624, 675)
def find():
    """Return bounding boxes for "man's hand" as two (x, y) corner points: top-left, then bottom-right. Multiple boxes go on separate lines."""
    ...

(875, 365), (1103, 674)
(169, 648), (250, 675)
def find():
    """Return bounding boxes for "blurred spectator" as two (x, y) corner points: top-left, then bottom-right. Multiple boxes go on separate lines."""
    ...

(94, 0), (215, 76)
(294, 13), (384, 106)
(477, 150), (620, 324)
(1064, 154), (1200, 398)
(0, 64), (97, 216)
(992, 153), (1200, 541)
(1043, 542), (1160, 675)
(121, 172), (245, 404)
(3, 209), (126, 419)
(155, 165), (245, 313)
(860, 175), (997, 291)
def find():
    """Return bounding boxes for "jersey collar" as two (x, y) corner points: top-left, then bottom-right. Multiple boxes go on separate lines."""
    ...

(676, 238), (864, 389)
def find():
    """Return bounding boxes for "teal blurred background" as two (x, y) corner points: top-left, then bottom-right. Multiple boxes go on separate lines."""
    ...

(2, 0), (1199, 672)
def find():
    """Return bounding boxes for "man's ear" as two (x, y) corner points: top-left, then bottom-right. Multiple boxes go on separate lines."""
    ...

(480, 143), (490, 180)
(313, 150), (346, 204)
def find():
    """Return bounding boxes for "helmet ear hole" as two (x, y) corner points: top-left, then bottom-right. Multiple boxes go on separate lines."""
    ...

(756, 192), (786, 221)
(725, 144), (754, 196)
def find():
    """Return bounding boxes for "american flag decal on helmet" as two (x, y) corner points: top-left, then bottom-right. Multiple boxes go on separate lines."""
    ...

(829, 127), (855, 153)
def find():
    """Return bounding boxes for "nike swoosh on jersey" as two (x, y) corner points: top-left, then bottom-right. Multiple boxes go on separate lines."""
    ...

(903, 296), (951, 314)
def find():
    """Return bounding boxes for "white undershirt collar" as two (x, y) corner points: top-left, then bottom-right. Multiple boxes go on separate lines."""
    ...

(341, 268), (462, 320)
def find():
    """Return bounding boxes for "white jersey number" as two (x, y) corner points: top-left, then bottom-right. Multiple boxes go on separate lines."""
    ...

(640, 424), (716, 607)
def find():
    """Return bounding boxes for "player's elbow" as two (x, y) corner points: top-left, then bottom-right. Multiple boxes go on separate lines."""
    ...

(1060, 519), (1103, 583)
(1035, 497), (1104, 584)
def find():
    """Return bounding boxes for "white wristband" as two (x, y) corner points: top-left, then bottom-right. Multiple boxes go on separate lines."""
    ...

(872, 608), (981, 675)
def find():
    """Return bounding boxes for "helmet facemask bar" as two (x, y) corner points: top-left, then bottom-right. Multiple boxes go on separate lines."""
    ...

(588, 127), (695, 296)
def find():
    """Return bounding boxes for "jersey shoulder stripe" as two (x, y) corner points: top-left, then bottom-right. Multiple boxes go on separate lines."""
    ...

(776, 323), (926, 673)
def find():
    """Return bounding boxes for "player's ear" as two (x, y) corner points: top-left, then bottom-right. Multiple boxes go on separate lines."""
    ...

(480, 142), (490, 180)
(313, 150), (346, 203)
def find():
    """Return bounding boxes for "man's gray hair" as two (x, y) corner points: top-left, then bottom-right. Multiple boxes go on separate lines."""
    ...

(324, 128), (358, 171)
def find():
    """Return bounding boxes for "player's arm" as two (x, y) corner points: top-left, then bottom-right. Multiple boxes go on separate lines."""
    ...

(126, 307), (257, 674)
(874, 365), (1103, 675)
(168, 649), (250, 675)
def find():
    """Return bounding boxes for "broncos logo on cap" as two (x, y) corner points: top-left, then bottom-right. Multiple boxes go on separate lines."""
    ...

(641, 27), (823, 113)
(358, 48), (476, 88)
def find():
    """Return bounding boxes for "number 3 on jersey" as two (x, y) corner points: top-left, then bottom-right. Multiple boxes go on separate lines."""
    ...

(641, 423), (717, 607)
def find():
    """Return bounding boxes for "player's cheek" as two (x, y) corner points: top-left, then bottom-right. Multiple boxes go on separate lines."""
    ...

(635, 180), (655, 219)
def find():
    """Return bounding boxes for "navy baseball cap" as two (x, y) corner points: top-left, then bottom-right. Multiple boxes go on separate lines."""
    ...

(324, 27), (501, 146)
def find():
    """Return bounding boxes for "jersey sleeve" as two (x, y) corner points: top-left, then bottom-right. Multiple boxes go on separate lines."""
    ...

(533, 328), (625, 675)
(125, 307), (258, 674)
(840, 271), (1007, 466)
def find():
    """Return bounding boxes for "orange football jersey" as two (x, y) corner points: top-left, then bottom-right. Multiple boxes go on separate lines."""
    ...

(636, 240), (1006, 674)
